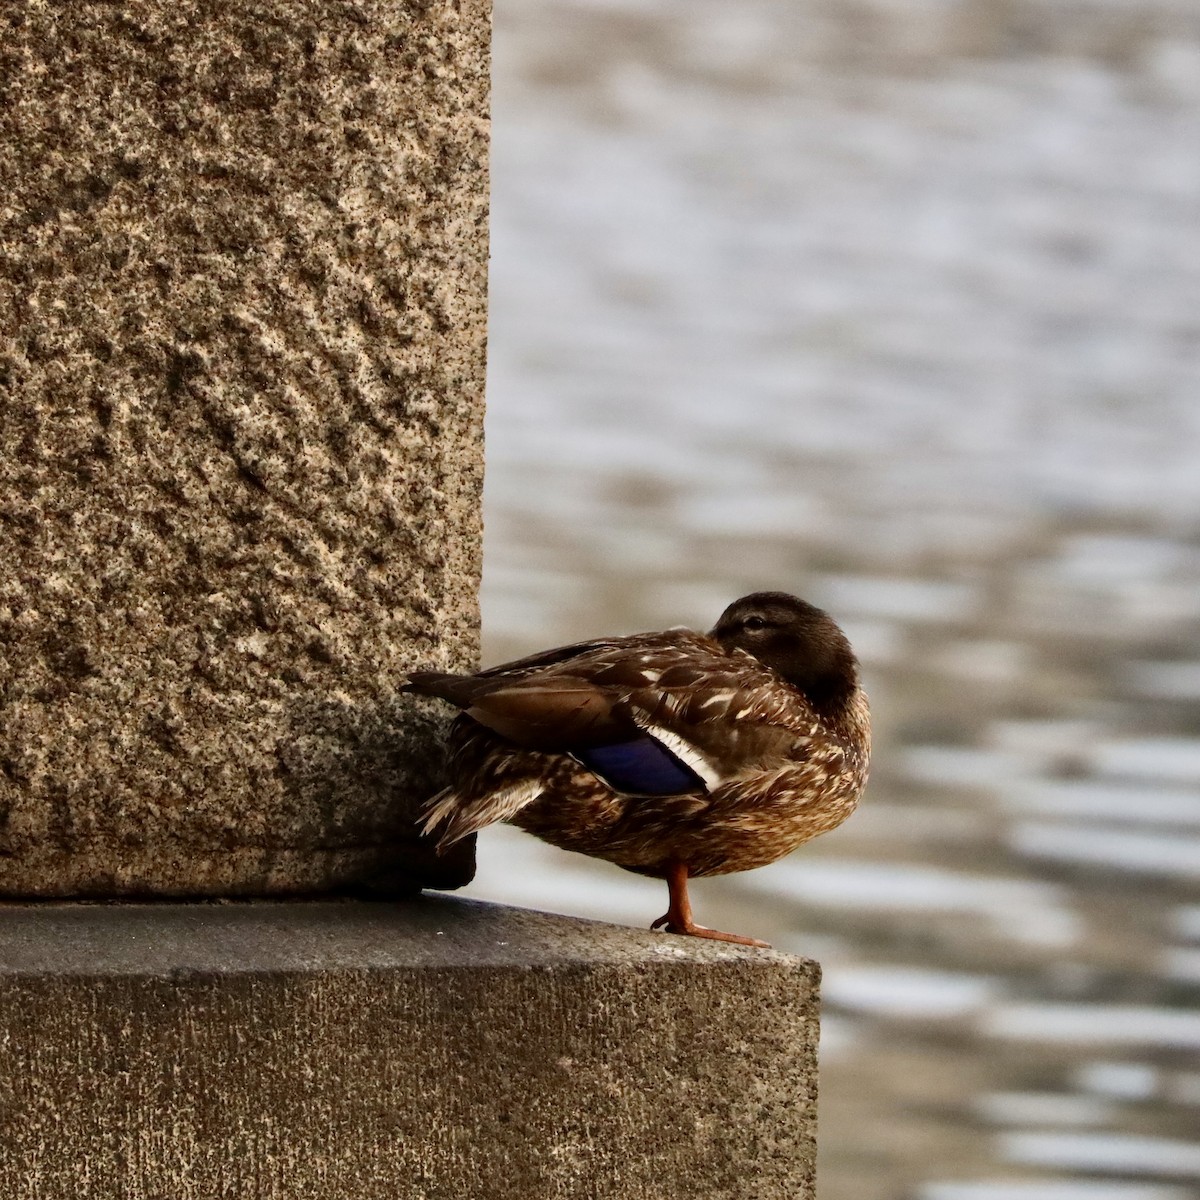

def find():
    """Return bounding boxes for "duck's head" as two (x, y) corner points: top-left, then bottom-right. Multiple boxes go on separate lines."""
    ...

(712, 591), (859, 711)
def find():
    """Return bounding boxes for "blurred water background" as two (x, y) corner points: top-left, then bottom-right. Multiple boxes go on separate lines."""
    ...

(470, 2), (1200, 1197)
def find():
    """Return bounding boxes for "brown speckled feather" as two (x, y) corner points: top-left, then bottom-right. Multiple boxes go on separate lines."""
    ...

(409, 622), (870, 879)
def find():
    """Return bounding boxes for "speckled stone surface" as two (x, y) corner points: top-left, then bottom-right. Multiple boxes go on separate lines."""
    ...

(0, 1), (488, 894)
(0, 897), (821, 1199)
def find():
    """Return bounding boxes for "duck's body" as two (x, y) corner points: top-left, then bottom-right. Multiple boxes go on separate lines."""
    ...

(405, 592), (869, 946)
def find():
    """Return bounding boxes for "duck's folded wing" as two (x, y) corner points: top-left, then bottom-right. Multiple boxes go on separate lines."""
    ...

(409, 674), (723, 800)
(406, 671), (636, 748)
(465, 679), (634, 748)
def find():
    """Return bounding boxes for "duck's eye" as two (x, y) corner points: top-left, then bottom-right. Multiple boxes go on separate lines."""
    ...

(742, 615), (767, 632)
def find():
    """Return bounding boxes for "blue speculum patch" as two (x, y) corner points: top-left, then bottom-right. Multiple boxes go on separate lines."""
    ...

(575, 736), (706, 795)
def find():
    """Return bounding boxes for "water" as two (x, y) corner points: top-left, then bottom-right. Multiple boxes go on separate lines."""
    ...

(471, 2), (1200, 1195)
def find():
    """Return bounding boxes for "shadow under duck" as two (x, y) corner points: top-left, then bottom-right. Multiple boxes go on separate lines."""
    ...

(404, 591), (870, 947)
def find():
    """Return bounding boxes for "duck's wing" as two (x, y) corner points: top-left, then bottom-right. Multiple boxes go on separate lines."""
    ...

(407, 630), (732, 796)
(409, 631), (817, 797)
(403, 633), (659, 742)
(406, 670), (628, 749)
(404, 630), (707, 746)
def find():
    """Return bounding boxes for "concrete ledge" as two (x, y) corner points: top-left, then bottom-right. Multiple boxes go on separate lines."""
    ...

(0, 898), (820, 1199)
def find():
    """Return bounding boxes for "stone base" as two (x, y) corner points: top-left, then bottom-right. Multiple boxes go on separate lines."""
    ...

(0, 835), (476, 899)
(0, 897), (820, 1199)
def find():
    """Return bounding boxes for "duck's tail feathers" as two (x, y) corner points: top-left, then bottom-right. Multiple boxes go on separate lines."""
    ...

(421, 781), (546, 852)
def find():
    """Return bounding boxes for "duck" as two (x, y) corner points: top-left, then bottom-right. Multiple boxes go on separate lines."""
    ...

(403, 591), (870, 947)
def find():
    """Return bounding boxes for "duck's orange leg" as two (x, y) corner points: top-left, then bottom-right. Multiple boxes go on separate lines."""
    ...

(650, 860), (771, 948)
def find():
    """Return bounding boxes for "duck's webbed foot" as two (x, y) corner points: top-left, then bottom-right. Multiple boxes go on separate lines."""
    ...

(650, 860), (771, 949)
(650, 911), (771, 947)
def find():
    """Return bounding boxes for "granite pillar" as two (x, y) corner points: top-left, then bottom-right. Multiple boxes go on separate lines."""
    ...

(0, 0), (488, 895)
